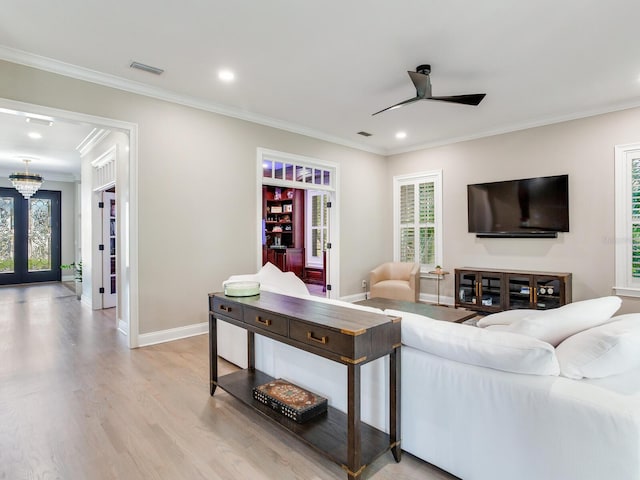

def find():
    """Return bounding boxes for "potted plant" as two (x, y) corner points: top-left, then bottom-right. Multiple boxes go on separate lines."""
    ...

(61, 261), (82, 299)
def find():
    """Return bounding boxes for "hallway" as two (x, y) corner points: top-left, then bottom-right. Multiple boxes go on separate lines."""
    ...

(0, 283), (452, 480)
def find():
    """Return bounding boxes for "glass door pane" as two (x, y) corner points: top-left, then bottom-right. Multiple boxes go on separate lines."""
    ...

(535, 277), (562, 309)
(28, 197), (52, 272)
(507, 274), (533, 309)
(458, 272), (478, 306)
(479, 274), (502, 310)
(0, 196), (15, 274)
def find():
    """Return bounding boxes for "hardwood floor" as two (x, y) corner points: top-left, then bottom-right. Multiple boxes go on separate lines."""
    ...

(0, 283), (457, 480)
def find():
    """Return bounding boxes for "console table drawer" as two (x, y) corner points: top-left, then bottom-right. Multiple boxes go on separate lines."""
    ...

(244, 307), (288, 337)
(211, 297), (243, 321)
(289, 321), (352, 356)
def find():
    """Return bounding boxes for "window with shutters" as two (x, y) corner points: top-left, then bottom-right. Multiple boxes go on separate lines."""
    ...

(614, 143), (640, 297)
(393, 170), (442, 272)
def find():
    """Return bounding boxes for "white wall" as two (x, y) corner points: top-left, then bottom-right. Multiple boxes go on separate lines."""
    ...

(0, 60), (389, 335)
(387, 107), (640, 313)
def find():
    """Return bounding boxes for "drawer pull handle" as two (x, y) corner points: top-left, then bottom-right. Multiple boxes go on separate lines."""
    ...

(255, 316), (272, 327)
(307, 331), (328, 345)
(219, 305), (232, 313)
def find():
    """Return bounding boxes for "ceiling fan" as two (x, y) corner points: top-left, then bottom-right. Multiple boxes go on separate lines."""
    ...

(372, 64), (486, 116)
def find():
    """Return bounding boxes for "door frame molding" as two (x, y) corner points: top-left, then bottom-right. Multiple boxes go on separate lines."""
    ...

(256, 148), (340, 296)
(0, 97), (139, 348)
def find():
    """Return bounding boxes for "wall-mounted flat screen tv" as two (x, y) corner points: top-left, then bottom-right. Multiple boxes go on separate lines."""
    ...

(467, 174), (569, 237)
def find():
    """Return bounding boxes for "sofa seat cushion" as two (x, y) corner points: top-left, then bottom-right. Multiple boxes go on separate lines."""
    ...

(487, 296), (622, 346)
(556, 313), (640, 379)
(386, 309), (559, 376)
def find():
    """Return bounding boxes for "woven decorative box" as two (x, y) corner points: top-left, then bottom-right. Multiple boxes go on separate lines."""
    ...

(252, 379), (328, 423)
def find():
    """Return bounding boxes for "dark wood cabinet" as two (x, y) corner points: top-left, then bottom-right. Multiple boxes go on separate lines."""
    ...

(263, 186), (304, 249)
(455, 267), (572, 312)
(263, 187), (305, 279)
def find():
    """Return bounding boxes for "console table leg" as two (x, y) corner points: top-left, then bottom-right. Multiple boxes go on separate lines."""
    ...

(209, 315), (217, 396)
(247, 331), (255, 372)
(390, 347), (401, 462)
(346, 363), (362, 480)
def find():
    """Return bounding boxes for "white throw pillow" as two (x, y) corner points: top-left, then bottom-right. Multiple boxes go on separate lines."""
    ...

(556, 313), (640, 379)
(494, 296), (622, 346)
(223, 262), (310, 298)
(385, 309), (559, 376)
(476, 308), (543, 328)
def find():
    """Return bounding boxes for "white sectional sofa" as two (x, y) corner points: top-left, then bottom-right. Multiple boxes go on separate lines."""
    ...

(218, 264), (640, 480)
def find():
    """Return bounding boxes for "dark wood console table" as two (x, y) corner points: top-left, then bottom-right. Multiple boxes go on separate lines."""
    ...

(208, 291), (402, 480)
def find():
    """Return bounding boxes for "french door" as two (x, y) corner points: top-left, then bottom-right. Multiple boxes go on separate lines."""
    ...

(0, 188), (61, 285)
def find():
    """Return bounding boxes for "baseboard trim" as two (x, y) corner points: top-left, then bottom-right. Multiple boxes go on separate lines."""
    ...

(419, 293), (454, 306)
(340, 292), (367, 303)
(138, 322), (208, 347)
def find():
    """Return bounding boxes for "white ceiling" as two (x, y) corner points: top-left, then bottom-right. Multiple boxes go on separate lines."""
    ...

(0, 109), (95, 181)
(1, 0), (640, 172)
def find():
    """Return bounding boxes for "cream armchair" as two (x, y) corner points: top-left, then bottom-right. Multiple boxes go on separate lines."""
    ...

(369, 262), (420, 302)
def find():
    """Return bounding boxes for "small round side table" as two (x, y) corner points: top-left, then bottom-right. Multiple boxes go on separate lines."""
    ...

(428, 269), (449, 305)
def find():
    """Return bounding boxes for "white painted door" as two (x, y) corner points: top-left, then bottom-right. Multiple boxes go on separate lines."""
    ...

(102, 191), (116, 308)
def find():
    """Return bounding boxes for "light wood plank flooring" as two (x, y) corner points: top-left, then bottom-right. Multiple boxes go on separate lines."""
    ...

(0, 283), (458, 480)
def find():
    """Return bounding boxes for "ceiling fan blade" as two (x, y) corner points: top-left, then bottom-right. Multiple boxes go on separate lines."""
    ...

(372, 96), (422, 116)
(407, 71), (431, 97)
(428, 93), (486, 106)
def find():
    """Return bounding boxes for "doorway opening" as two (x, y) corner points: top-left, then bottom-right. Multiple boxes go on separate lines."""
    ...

(257, 148), (339, 297)
(0, 97), (138, 347)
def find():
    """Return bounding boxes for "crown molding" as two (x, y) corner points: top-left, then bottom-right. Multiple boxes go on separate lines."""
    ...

(0, 45), (386, 156)
(386, 100), (640, 156)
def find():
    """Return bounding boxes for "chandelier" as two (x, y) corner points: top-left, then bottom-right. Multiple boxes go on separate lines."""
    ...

(10, 159), (43, 199)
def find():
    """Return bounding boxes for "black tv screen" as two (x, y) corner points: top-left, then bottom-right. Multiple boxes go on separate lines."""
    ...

(467, 174), (569, 237)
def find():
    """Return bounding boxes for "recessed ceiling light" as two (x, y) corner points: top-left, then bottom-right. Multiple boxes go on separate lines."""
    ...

(28, 132), (42, 139)
(26, 117), (53, 127)
(218, 69), (235, 82)
(395, 131), (407, 139)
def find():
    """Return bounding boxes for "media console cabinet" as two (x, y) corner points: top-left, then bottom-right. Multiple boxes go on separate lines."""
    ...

(208, 291), (402, 480)
(455, 267), (572, 313)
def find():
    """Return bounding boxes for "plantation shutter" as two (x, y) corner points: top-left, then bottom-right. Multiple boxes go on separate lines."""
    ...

(632, 158), (640, 278)
(399, 180), (436, 265)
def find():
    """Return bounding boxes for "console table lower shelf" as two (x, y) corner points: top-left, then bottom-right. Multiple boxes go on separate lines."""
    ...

(217, 369), (392, 469)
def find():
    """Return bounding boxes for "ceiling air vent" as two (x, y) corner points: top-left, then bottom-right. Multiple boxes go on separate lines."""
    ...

(357, 131), (372, 137)
(129, 61), (164, 75)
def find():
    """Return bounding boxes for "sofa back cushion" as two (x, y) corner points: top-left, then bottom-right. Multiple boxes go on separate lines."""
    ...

(487, 296), (622, 346)
(556, 313), (640, 379)
(386, 309), (559, 376)
(477, 308), (543, 327)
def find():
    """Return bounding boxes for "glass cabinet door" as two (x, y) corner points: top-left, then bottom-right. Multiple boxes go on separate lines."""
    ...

(478, 273), (503, 311)
(506, 274), (534, 309)
(457, 271), (479, 307)
(534, 276), (562, 309)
